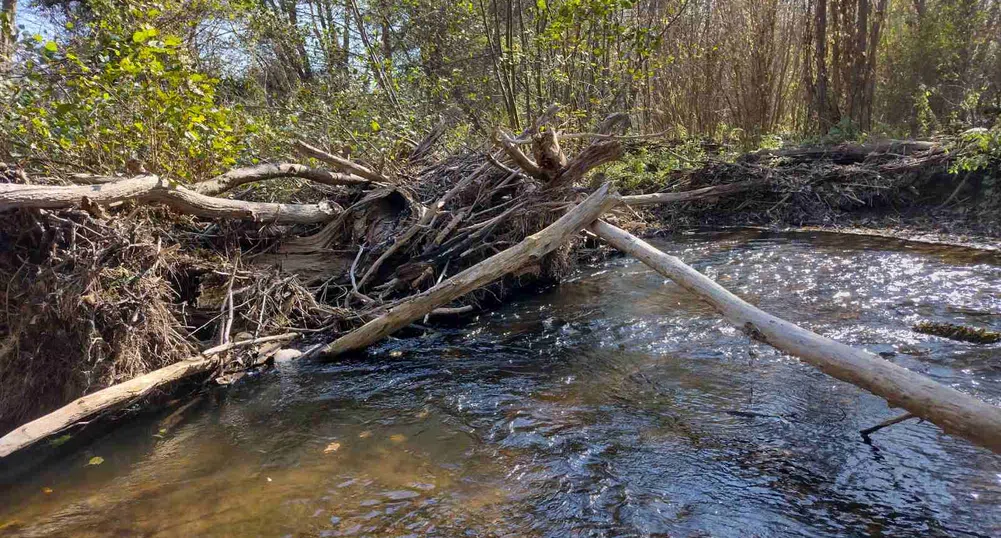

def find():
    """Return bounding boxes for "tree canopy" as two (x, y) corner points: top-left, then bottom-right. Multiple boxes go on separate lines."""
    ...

(1, 0), (999, 178)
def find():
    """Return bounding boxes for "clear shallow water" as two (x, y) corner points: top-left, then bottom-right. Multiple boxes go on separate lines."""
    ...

(2, 230), (1001, 537)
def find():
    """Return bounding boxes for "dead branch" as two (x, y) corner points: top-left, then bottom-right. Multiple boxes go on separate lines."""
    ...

(860, 413), (919, 441)
(622, 179), (769, 206)
(0, 175), (342, 224)
(494, 128), (545, 178)
(550, 141), (624, 188)
(294, 141), (390, 183)
(193, 163), (372, 195)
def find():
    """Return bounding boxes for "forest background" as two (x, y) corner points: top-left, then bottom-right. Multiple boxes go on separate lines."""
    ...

(1, 0), (999, 182)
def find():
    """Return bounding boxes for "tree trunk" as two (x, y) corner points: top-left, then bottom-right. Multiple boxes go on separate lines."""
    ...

(0, 0), (16, 68)
(589, 220), (1001, 455)
(814, 0), (832, 133)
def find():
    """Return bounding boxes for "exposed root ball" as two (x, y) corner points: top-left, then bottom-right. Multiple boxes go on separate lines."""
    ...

(0, 208), (195, 433)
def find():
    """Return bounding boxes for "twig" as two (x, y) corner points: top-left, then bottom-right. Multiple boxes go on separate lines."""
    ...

(860, 413), (919, 441)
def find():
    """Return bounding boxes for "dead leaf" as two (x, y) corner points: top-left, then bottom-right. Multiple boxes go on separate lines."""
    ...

(87, 456), (104, 466)
(323, 442), (342, 454)
(389, 434), (406, 443)
(42, 487), (53, 494)
(358, 430), (372, 439)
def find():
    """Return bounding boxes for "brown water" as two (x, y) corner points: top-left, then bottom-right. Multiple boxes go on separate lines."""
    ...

(2, 230), (1001, 537)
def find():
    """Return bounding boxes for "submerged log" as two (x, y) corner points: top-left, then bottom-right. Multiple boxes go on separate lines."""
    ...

(0, 175), (342, 224)
(0, 333), (299, 458)
(589, 219), (1001, 454)
(318, 183), (620, 358)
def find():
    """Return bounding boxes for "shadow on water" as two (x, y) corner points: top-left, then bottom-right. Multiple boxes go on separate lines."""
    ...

(2, 229), (1000, 537)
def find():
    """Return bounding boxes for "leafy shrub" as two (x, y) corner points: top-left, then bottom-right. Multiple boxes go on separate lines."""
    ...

(0, 0), (244, 181)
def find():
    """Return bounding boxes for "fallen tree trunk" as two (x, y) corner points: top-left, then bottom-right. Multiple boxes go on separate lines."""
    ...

(622, 179), (768, 206)
(0, 333), (299, 458)
(0, 175), (342, 224)
(192, 163), (372, 195)
(589, 219), (1001, 454)
(318, 183), (620, 357)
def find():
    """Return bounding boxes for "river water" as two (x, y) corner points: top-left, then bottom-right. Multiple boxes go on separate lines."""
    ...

(2, 230), (1000, 537)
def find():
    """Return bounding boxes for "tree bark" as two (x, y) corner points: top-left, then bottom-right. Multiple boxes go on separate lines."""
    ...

(0, 0), (14, 68)
(0, 175), (342, 224)
(589, 219), (1001, 454)
(318, 183), (620, 357)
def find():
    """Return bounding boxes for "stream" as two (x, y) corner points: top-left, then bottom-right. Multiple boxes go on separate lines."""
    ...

(2, 229), (1000, 537)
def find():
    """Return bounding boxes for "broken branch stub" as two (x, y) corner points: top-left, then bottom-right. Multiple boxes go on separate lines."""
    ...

(319, 183), (621, 358)
(589, 219), (1001, 454)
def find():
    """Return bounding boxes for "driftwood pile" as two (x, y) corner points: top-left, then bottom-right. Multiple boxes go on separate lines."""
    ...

(3, 112), (1001, 460)
(0, 110), (630, 442)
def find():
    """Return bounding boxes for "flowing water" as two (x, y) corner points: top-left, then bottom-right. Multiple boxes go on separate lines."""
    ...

(2, 230), (1001, 537)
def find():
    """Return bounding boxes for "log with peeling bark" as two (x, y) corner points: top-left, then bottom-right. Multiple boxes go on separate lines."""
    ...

(0, 333), (299, 458)
(318, 183), (620, 358)
(589, 219), (1001, 454)
(0, 175), (342, 224)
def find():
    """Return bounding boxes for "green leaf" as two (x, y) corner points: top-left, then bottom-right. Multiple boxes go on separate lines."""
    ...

(164, 35), (182, 47)
(48, 434), (72, 447)
(133, 30), (149, 43)
(43, 41), (58, 53)
(370, 120), (380, 132)
(87, 456), (104, 466)
(65, 22), (74, 30)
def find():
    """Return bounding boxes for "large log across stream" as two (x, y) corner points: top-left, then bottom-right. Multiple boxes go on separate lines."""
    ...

(588, 219), (1001, 454)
